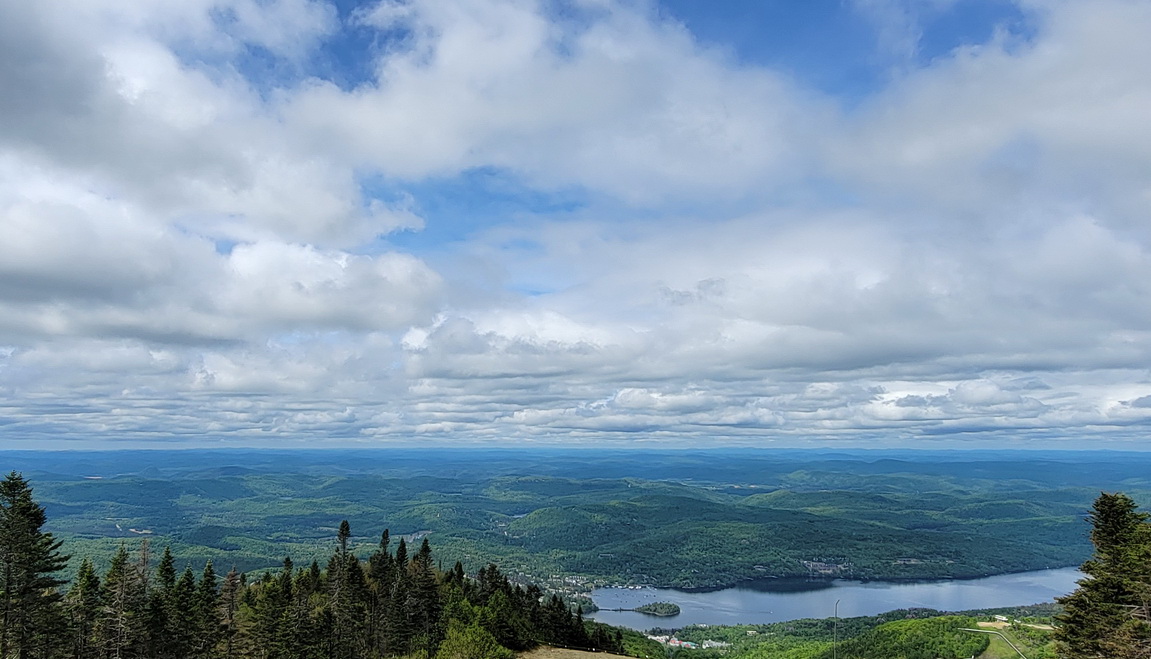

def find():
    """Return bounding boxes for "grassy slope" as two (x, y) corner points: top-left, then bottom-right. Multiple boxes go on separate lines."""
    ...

(670, 610), (1059, 659)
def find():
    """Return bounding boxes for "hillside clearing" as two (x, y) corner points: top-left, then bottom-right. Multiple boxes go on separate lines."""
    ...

(521, 647), (616, 659)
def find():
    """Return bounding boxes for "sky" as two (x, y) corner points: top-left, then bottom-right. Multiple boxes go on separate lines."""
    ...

(3, 0), (1151, 449)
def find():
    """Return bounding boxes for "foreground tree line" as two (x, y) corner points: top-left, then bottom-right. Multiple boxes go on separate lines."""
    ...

(10, 468), (1151, 659)
(0, 472), (623, 659)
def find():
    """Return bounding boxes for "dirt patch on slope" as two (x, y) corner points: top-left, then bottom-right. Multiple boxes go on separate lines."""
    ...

(521, 647), (618, 659)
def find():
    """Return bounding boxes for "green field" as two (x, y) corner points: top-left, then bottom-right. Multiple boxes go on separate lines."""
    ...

(667, 605), (1059, 659)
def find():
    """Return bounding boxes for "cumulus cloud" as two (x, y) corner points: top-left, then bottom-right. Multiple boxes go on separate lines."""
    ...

(4, 0), (1151, 446)
(0, 0), (407, 247)
(831, 0), (1151, 226)
(286, 0), (828, 203)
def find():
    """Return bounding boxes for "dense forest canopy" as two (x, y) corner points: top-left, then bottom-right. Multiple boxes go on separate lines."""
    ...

(3, 466), (1148, 659)
(15, 448), (1149, 590)
(0, 471), (627, 659)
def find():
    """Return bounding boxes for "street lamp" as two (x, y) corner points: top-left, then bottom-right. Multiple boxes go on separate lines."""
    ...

(833, 599), (840, 659)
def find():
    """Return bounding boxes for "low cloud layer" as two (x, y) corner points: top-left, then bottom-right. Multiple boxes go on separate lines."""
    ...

(3, 0), (1151, 446)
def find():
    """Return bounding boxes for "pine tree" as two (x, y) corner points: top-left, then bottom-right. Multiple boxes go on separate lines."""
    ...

(0, 472), (69, 659)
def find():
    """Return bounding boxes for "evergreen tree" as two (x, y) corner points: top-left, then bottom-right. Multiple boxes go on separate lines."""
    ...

(384, 539), (414, 655)
(218, 567), (242, 659)
(0, 472), (69, 659)
(133, 541), (156, 659)
(294, 561), (322, 600)
(133, 540), (152, 599)
(65, 558), (102, 659)
(263, 557), (295, 659)
(541, 595), (570, 646)
(145, 547), (179, 659)
(409, 538), (443, 658)
(482, 589), (529, 651)
(367, 531), (394, 657)
(344, 553), (371, 658)
(0, 496), (638, 659)
(95, 544), (147, 659)
(147, 547), (178, 657)
(168, 568), (198, 658)
(156, 547), (177, 595)
(328, 521), (359, 659)
(193, 561), (220, 658)
(394, 538), (408, 570)
(1057, 492), (1151, 657)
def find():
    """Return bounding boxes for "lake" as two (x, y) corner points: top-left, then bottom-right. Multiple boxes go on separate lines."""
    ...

(587, 567), (1082, 629)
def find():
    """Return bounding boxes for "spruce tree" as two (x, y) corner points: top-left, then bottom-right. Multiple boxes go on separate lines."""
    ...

(410, 538), (443, 658)
(385, 539), (414, 655)
(218, 567), (242, 659)
(147, 545), (178, 655)
(156, 547), (177, 595)
(145, 548), (177, 659)
(169, 568), (198, 658)
(133, 540), (156, 659)
(394, 538), (408, 570)
(328, 522), (352, 659)
(367, 531), (394, 656)
(95, 544), (141, 659)
(65, 558), (102, 659)
(193, 561), (220, 658)
(0, 472), (69, 659)
(1057, 492), (1151, 657)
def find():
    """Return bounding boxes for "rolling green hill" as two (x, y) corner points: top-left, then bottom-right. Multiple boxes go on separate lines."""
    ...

(9, 448), (1146, 587)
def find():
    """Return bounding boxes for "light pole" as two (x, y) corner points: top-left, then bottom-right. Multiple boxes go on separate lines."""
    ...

(833, 599), (840, 659)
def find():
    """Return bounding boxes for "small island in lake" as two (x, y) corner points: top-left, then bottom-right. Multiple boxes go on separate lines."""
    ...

(634, 602), (681, 616)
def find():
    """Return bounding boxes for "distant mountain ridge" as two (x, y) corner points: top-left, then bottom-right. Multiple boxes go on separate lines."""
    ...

(11, 448), (1148, 588)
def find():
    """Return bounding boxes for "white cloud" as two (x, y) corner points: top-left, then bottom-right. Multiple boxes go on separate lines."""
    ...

(4, 0), (1151, 445)
(221, 242), (443, 332)
(287, 0), (827, 203)
(0, 0), (408, 248)
(831, 0), (1151, 226)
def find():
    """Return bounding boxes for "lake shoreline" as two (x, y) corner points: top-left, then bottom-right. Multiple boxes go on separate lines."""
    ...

(588, 567), (1083, 629)
(667, 563), (1085, 593)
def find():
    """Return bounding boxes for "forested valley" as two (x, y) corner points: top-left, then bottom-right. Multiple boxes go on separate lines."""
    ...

(15, 448), (1151, 590)
(1, 472), (634, 659)
(6, 451), (1151, 658)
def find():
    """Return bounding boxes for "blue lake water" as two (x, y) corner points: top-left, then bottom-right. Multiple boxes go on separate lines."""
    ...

(587, 567), (1082, 629)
